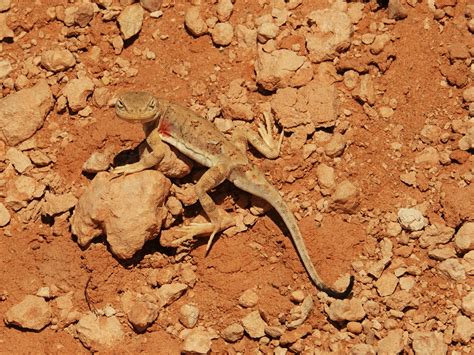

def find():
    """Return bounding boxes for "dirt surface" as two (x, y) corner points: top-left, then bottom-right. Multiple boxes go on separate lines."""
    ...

(0, 0), (473, 353)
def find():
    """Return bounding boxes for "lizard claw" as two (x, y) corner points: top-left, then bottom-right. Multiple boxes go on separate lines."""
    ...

(258, 111), (284, 156)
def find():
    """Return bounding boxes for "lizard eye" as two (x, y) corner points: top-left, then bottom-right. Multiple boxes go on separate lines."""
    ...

(148, 98), (156, 110)
(116, 99), (125, 109)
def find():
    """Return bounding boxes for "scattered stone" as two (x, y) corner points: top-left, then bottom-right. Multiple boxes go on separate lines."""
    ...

(4, 295), (52, 331)
(210, 22), (233, 46)
(0, 0), (11, 12)
(316, 164), (336, 196)
(463, 87), (474, 103)
(238, 289), (258, 308)
(257, 22), (279, 43)
(0, 202), (10, 227)
(182, 328), (213, 354)
(5, 175), (45, 211)
(221, 323), (244, 343)
(350, 344), (376, 355)
(454, 222), (474, 253)
(375, 272), (399, 297)
(42, 192), (77, 216)
(330, 180), (360, 214)
(280, 323), (312, 346)
(353, 74), (376, 105)
(324, 133), (346, 157)
(441, 184), (474, 228)
(74, 313), (124, 350)
(63, 77), (95, 113)
(289, 290), (305, 303)
(242, 310), (266, 339)
(140, 0), (162, 12)
(5, 147), (32, 173)
(0, 80), (53, 146)
(453, 315), (474, 344)
(156, 283), (187, 307)
(377, 329), (405, 354)
(0, 59), (11, 79)
(305, 3), (353, 62)
(287, 295), (313, 329)
(40, 49), (76, 72)
(461, 291), (474, 317)
(121, 291), (159, 332)
(428, 246), (456, 261)
(179, 304), (199, 328)
(326, 298), (366, 322)
(419, 223), (454, 248)
(82, 150), (112, 173)
(265, 325), (285, 338)
(216, 0), (233, 22)
(411, 331), (447, 355)
(0, 13), (13, 40)
(437, 258), (466, 281)
(70, 171), (171, 259)
(397, 208), (427, 231)
(29, 150), (52, 167)
(459, 127), (474, 151)
(118, 4), (144, 40)
(184, 7), (208, 37)
(347, 321), (363, 334)
(74, 3), (94, 27)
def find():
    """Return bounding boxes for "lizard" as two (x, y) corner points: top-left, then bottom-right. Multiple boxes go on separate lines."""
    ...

(112, 91), (354, 299)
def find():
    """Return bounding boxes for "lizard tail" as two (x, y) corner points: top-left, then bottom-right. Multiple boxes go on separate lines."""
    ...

(232, 169), (354, 299)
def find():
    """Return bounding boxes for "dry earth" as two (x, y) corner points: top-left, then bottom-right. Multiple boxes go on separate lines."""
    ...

(0, 0), (473, 353)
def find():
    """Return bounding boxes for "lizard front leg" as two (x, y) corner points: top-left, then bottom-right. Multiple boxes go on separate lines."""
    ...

(232, 111), (283, 159)
(169, 164), (235, 254)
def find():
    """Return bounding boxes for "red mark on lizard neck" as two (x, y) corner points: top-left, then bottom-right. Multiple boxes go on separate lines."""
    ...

(158, 117), (173, 137)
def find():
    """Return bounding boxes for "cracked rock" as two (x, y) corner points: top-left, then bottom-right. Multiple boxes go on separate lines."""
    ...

(411, 331), (446, 355)
(330, 180), (360, 213)
(377, 329), (405, 355)
(74, 313), (124, 350)
(118, 4), (144, 40)
(179, 304), (199, 328)
(121, 291), (159, 333)
(375, 272), (399, 297)
(40, 49), (76, 72)
(4, 295), (52, 331)
(326, 298), (366, 322)
(453, 315), (474, 344)
(63, 76), (94, 113)
(437, 258), (466, 281)
(42, 192), (77, 217)
(397, 208), (427, 231)
(181, 328), (214, 354)
(242, 310), (266, 339)
(155, 283), (187, 307)
(5, 147), (32, 173)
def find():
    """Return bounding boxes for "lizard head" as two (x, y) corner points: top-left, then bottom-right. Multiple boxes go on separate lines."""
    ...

(115, 91), (159, 123)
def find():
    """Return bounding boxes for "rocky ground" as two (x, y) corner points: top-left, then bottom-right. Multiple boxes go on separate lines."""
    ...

(0, 0), (473, 353)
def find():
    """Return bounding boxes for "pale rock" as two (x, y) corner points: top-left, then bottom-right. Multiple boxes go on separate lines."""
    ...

(238, 289), (258, 308)
(420, 124), (441, 144)
(182, 329), (213, 354)
(379, 106), (394, 118)
(437, 258), (466, 281)
(4, 295), (52, 331)
(5, 147), (32, 173)
(235, 24), (257, 48)
(156, 283), (187, 307)
(463, 250), (474, 275)
(211, 22), (233, 46)
(350, 344), (376, 355)
(255, 49), (306, 91)
(399, 171), (416, 186)
(82, 150), (112, 173)
(0, 59), (11, 79)
(353, 74), (376, 105)
(330, 180), (359, 213)
(367, 257), (391, 279)
(375, 272), (398, 297)
(257, 22), (279, 43)
(419, 223), (454, 248)
(459, 127), (474, 151)
(415, 147), (440, 167)
(75, 313), (124, 350)
(5, 175), (45, 211)
(386, 222), (402, 237)
(184, 7), (208, 37)
(140, 0), (162, 12)
(118, 4), (144, 40)
(54, 292), (78, 327)
(0, 0), (11, 12)
(411, 331), (446, 355)
(289, 290), (305, 303)
(242, 310), (266, 338)
(343, 70), (359, 89)
(63, 77), (94, 113)
(428, 246), (456, 261)
(42, 192), (77, 216)
(271, 80), (337, 131)
(121, 291), (159, 332)
(216, 0), (233, 22)
(0, 80), (53, 146)
(92, 87), (111, 108)
(463, 86), (474, 103)
(0, 202), (10, 226)
(461, 291), (474, 317)
(41, 49), (76, 72)
(397, 208), (427, 231)
(453, 315), (474, 344)
(454, 222), (474, 253)
(265, 325), (285, 338)
(70, 171), (171, 259)
(388, 0), (408, 20)
(221, 323), (244, 342)
(377, 329), (405, 355)
(29, 150), (52, 167)
(326, 298), (366, 322)
(180, 264), (197, 287)
(179, 304), (199, 328)
(74, 2), (95, 27)
(286, 295), (313, 329)
(146, 266), (175, 287)
(0, 13), (13, 40)
(305, 3), (352, 62)
(324, 133), (346, 157)
(370, 33), (391, 55)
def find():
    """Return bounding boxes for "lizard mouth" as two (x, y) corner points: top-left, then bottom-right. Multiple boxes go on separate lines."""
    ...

(115, 111), (157, 123)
